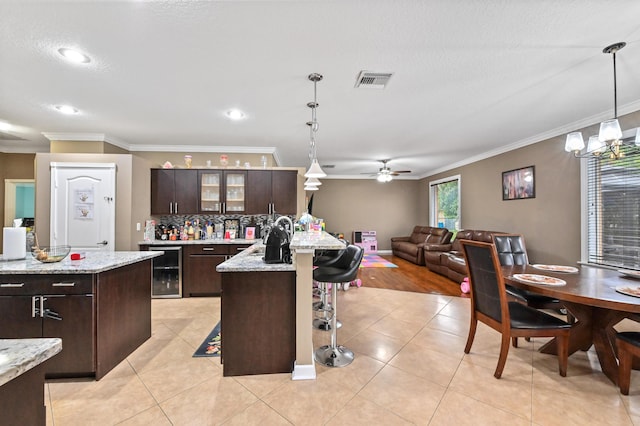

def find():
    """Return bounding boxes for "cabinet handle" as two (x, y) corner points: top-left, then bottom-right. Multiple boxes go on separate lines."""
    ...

(31, 296), (37, 318)
(1, 283), (25, 287)
(52, 282), (76, 287)
(202, 248), (216, 252)
(175, 202), (178, 214)
(169, 202), (173, 214)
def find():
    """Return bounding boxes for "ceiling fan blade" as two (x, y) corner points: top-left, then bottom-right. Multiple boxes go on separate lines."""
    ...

(393, 170), (412, 174)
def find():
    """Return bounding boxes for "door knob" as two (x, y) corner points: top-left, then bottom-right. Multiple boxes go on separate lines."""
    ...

(97, 240), (108, 246)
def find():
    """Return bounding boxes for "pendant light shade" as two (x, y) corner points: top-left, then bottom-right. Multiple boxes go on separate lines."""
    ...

(304, 177), (322, 186)
(304, 159), (326, 178)
(304, 185), (319, 191)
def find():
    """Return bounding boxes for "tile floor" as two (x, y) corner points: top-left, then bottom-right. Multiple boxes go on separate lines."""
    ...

(44, 288), (640, 425)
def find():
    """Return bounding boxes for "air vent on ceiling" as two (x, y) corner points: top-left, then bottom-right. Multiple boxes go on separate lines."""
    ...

(0, 131), (25, 141)
(354, 71), (393, 89)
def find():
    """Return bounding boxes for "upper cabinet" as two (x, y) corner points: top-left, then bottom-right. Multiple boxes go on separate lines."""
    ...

(198, 170), (246, 214)
(151, 168), (295, 216)
(151, 169), (199, 215)
(246, 170), (297, 215)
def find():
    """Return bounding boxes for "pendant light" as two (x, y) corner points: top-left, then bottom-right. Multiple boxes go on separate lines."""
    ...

(304, 73), (327, 179)
(565, 42), (639, 159)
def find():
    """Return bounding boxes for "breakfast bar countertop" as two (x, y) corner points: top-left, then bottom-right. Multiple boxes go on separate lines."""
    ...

(0, 251), (162, 275)
(138, 238), (258, 246)
(0, 338), (62, 387)
(216, 243), (295, 273)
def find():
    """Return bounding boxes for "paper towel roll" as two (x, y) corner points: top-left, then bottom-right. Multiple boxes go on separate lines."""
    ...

(3, 227), (26, 260)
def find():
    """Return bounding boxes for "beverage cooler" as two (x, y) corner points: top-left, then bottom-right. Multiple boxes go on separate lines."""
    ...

(149, 246), (182, 298)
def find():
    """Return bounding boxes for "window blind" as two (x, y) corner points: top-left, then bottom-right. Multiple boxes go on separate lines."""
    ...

(586, 143), (640, 270)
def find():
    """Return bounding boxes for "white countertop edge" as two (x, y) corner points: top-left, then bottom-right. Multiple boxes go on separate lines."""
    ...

(0, 338), (62, 387)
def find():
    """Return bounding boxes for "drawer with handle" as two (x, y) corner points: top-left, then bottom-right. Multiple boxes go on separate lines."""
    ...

(0, 274), (94, 295)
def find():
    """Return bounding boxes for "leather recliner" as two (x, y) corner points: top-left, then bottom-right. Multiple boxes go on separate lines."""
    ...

(424, 229), (505, 283)
(390, 226), (452, 265)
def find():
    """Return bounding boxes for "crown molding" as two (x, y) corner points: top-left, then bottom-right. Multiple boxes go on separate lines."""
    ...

(42, 132), (107, 142)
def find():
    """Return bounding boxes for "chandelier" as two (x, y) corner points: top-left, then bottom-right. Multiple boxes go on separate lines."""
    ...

(565, 42), (640, 159)
(304, 73), (326, 191)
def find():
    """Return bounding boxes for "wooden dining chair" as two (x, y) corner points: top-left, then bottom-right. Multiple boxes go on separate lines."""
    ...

(616, 331), (640, 395)
(461, 240), (572, 379)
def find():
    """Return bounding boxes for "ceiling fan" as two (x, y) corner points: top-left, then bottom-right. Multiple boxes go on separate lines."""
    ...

(363, 160), (412, 182)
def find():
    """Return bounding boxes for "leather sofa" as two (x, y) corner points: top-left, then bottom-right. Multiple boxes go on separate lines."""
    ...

(424, 229), (505, 283)
(391, 226), (452, 265)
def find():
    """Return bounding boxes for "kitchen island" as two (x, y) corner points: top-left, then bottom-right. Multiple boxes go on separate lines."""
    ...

(0, 251), (161, 380)
(216, 231), (345, 379)
(0, 338), (61, 425)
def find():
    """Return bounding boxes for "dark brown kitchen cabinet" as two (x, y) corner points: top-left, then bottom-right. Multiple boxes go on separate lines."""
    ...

(151, 169), (198, 215)
(246, 170), (297, 215)
(198, 170), (247, 214)
(182, 244), (252, 296)
(0, 276), (94, 376)
(0, 260), (152, 380)
(183, 244), (226, 296)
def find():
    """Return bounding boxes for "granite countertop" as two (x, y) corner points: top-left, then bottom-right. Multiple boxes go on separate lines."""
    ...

(139, 238), (258, 246)
(216, 231), (344, 273)
(0, 251), (162, 275)
(290, 231), (346, 251)
(216, 243), (295, 272)
(0, 338), (62, 387)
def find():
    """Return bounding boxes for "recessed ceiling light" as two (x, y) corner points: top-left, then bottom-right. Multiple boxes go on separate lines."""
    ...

(58, 48), (91, 64)
(226, 109), (245, 120)
(55, 105), (79, 115)
(0, 121), (10, 131)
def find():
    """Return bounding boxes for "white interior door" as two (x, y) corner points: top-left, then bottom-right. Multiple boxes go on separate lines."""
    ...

(50, 162), (116, 251)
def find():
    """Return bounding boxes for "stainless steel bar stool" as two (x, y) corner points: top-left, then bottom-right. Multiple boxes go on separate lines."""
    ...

(313, 245), (364, 367)
(312, 242), (348, 331)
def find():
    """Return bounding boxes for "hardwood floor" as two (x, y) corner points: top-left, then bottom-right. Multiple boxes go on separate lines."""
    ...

(357, 254), (465, 297)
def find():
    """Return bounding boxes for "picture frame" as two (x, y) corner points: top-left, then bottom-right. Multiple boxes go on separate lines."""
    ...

(502, 165), (535, 200)
(245, 226), (256, 240)
(224, 219), (240, 238)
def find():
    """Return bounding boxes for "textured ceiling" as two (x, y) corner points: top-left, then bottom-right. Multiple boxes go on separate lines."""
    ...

(2, 1), (640, 178)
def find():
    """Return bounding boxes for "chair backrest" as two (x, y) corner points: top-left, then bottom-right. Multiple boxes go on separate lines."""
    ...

(461, 240), (509, 324)
(492, 234), (528, 266)
(333, 244), (364, 282)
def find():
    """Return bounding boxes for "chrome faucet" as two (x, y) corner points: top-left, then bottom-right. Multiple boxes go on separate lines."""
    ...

(274, 216), (294, 239)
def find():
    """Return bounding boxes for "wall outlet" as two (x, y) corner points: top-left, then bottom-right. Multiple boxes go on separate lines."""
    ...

(136, 222), (141, 231)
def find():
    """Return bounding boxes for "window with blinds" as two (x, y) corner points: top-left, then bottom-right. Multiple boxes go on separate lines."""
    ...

(586, 143), (640, 270)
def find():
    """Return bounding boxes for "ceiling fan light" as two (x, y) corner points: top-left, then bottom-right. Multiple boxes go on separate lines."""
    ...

(599, 119), (622, 142)
(565, 132), (585, 152)
(587, 135), (607, 154)
(304, 177), (322, 186)
(377, 174), (392, 183)
(304, 159), (326, 178)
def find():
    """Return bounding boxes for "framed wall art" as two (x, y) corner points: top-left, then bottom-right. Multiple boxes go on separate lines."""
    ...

(502, 165), (535, 200)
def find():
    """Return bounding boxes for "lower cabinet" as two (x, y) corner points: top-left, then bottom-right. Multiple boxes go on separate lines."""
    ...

(0, 260), (152, 380)
(0, 277), (94, 376)
(183, 244), (251, 296)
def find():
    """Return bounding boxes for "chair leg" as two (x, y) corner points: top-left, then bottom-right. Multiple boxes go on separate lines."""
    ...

(494, 334), (511, 379)
(618, 341), (633, 395)
(512, 337), (518, 348)
(464, 318), (477, 354)
(556, 333), (569, 377)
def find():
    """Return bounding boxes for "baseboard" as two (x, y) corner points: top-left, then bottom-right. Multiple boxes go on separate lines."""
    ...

(291, 361), (316, 380)
(375, 250), (392, 255)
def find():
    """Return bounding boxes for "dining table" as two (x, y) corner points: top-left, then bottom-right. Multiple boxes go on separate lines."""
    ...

(502, 263), (640, 384)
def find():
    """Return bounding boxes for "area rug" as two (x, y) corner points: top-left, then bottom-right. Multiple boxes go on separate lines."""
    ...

(193, 322), (221, 357)
(360, 253), (397, 268)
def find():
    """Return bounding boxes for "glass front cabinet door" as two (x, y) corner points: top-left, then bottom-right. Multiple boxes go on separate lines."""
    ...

(199, 170), (246, 214)
(199, 171), (222, 213)
(224, 172), (246, 214)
